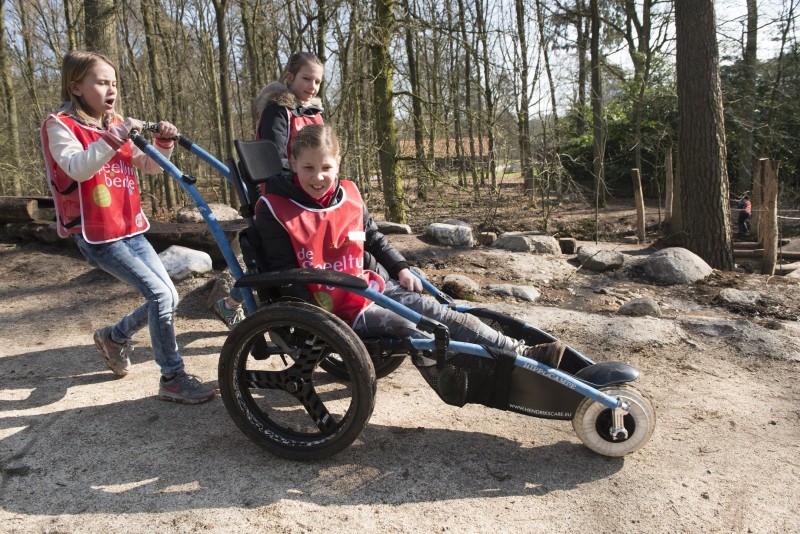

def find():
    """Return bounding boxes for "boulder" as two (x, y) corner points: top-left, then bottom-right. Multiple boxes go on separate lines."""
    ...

(177, 203), (241, 223)
(643, 247), (713, 285)
(718, 288), (761, 307)
(442, 274), (481, 300)
(158, 245), (213, 281)
(376, 220), (412, 235)
(425, 223), (474, 247)
(618, 297), (662, 317)
(577, 245), (625, 271)
(493, 232), (560, 255)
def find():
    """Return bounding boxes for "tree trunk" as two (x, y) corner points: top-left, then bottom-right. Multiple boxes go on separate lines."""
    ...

(16, 0), (42, 120)
(590, 0), (605, 225)
(519, 0), (535, 198)
(64, 0), (78, 50)
(675, 0), (733, 269)
(664, 146), (674, 225)
(84, 0), (119, 58)
(403, 0), (427, 200)
(371, 0), (405, 223)
(736, 0), (758, 194)
(760, 159), (778, 275)
(0, 0), (21, 196)
(141, 0), (177, 211)
(212, 0), (235, 207)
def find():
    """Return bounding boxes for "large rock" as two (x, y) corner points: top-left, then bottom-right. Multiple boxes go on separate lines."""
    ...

(158, 245), (213, 281)
(618, 297), (662, 317)
(425, 223), (474, 247)
(177, 203), (241, 223)
(376, 220), (412, 234)
(718, 288), (760, 307)
(577, 245), (625, 271)
(643, 247), (713, 285)
(441, 274), (481, 300)
(493, 232), (561, 255)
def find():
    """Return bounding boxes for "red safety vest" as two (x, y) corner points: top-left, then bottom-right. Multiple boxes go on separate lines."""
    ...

(262, 180), (384, 325)
(41, 113), (149, 244)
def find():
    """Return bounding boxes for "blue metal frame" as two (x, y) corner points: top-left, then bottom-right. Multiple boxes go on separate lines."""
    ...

(131, 134), (258, 314)
(136, 132), (622, 412)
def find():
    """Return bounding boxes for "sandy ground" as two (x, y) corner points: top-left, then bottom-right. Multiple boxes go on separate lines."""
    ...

(1, 237), (799, 533)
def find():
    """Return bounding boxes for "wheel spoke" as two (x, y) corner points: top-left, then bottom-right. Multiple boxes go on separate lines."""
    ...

(243, 369), (287, 389)
(298, 385), (338, 432)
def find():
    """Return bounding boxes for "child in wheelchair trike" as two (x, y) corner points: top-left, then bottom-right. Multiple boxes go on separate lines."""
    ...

(131, 122), (656, 462)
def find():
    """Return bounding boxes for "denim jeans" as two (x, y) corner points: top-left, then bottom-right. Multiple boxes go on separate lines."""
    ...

(74, 233), (184, 376)
(352, 279), (521, 352)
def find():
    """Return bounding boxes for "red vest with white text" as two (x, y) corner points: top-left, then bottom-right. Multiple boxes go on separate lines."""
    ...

(262, 180), (384, 324)
(41, 113), (149, 244)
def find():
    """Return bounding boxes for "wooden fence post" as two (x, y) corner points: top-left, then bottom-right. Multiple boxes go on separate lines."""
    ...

(632, 168), (646, 243)
(761, 159), (779, 275)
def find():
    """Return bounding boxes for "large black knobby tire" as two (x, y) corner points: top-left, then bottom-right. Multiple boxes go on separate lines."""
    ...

(572, 385), (656, 457)
(319, 351), (406, 380)
(218, 302), (376, 461)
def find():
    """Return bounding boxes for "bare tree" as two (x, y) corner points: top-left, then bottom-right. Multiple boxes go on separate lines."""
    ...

(736, 0), (758, 194)
(84, 0), (119, 58)
(0, 0), (21, 195)
(371, 0), (405, 222)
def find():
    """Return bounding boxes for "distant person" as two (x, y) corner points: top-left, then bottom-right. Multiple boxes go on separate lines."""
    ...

(41, 50), (215, 404)
(737, 193), (752, 235)
(214, 52), (325, 329)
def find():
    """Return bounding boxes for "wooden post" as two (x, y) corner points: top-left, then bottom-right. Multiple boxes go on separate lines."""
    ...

(632, 168), (646, 243)
(752, 159), (763, 243)
(761, 159), (779, 275)
(664, 148), (674, 225)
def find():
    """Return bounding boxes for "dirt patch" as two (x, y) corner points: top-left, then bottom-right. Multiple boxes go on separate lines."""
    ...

(1, 210), (799, 532)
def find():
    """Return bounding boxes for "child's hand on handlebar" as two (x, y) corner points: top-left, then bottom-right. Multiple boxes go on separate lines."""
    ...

(154, 121), (178, 139)
(397, 268), (423, 293)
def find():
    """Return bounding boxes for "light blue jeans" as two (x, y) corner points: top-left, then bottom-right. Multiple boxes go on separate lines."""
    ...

(74, 233), (184, 376)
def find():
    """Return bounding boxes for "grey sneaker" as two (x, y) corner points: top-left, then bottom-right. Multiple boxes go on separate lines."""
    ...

(523, 341), (566, 369)
(158, 372), (216, 404)
(213, 298), (245, 330)
(94, 326), (132, 377)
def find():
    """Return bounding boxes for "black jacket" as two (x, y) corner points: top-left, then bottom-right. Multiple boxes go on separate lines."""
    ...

(253, 82), (323, 172)
(254, 174), (409, 301)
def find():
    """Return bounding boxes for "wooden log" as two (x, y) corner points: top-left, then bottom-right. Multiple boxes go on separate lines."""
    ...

(0, 197), (39, 222)
(632, 168), (646, 243)
(733, 239), (789, 249)
(734, 249), (800, 260)
(776, 262), (800, 274)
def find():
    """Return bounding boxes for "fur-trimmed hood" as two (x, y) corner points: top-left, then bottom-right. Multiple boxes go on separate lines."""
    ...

(252, 82), (323, 121)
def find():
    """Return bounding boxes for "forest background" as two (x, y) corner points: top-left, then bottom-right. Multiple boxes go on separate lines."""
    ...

(0, 0), (798, 269)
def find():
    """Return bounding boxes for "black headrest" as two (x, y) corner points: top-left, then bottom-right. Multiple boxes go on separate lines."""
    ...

(233, 139), (284, 185)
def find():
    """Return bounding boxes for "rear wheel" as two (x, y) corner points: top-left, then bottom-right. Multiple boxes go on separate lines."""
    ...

(572, 385), (656, 457)
(218, 302), (376, 461)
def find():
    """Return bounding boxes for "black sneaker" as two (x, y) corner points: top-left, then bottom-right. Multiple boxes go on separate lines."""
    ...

(158, 372), (216, 404)
(94, 326), (132, 377)
(523, 341), (566, 369)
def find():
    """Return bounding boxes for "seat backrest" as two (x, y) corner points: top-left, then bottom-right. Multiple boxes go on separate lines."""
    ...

(233, 139), (284, 186)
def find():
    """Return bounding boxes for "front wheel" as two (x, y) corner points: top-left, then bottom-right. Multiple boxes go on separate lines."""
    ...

(572, 386), (656, 457)
(218, 302), (376, 461)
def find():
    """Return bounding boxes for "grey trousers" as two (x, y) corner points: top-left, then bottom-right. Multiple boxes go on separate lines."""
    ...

(352, 279), (521, 352)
